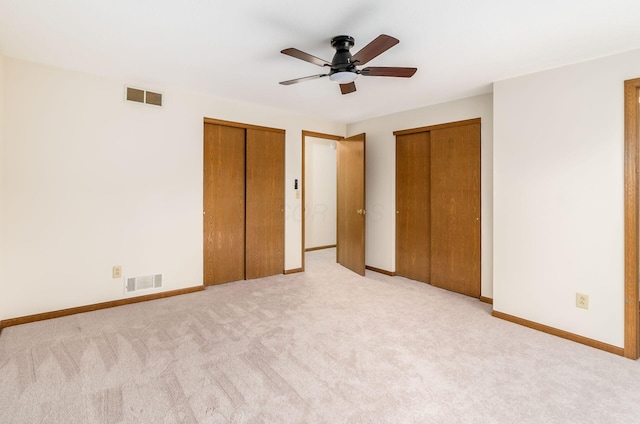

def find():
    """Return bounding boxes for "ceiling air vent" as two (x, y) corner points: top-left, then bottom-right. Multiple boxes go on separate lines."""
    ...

(125, 86), (163, 107)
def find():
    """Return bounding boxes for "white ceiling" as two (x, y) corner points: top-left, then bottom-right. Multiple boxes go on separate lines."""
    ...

(2, 0), (640, 123)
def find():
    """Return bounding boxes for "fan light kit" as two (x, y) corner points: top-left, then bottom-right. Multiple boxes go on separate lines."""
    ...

(279, 34), (417, 95)
(329, 71), (358, 84)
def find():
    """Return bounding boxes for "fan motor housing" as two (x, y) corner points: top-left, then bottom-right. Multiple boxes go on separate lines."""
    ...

(330, 35), (357, 73)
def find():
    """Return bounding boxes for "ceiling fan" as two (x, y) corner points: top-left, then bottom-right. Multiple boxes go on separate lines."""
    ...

(279, 34), (417, 95)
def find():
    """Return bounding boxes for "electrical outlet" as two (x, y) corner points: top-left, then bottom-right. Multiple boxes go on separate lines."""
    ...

(112, 265), (122, 279)
(576, 293), (589, 309)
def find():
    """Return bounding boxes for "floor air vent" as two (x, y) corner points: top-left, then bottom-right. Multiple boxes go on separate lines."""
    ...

(125, 274), (162, 293)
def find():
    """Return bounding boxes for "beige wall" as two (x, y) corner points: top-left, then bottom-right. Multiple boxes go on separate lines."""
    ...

(0, 57), (345, 320)
(493, 48), (640, 348)
(347, 94), (494, 298)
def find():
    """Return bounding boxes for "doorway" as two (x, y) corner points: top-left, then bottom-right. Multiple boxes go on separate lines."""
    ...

(304, 135), (338, 253)
(302, 131), (341, 272)
(301, 131), (366, 275)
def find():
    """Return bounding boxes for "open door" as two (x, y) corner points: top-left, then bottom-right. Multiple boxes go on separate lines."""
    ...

(337, 133), (366, 275)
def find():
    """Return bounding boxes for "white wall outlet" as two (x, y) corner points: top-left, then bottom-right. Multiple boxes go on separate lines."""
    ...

(112, 265), (122, 279)
(576, 293), (589, 309)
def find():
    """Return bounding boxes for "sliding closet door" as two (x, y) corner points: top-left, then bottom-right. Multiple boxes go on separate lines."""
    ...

(396, 132), (430, 283)
(430, 123), (481, 297)
(245, 129), (285, 279)
(203, 123), (246, 285)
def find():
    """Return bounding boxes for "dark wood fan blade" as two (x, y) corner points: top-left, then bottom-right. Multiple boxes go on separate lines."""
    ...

(340, 82), (357, 95)
(281, 48), (331, 67)
(351, 34), (399, 66)
(360, 67), (417, 78)
(279, 74), (329, 85)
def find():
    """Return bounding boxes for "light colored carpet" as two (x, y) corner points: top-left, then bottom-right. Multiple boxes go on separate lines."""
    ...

(1, 248), (640, 423)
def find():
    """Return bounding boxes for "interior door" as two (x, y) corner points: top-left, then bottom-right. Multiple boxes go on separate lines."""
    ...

(396, 132), (430, 283)
(337, 133), (366, 275)
(430, 123), (481, 297)
(203, 123), (246, 285)
(245, 128), (285, 279)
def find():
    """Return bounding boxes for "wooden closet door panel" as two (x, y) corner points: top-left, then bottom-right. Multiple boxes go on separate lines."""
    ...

(203, 123), (246, 285)
(396, 132), (430, 283)
(245, 129), (285, 279)
(430, 123), (481, 297)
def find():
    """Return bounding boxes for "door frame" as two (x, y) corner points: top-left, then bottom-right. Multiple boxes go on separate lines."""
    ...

(301, 130), (343, 271)
(624, 78), (640, 359)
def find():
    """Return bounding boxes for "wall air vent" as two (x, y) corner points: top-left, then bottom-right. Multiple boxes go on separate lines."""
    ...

(145, 91), (162, 106)
(125, 86), (163, 107)
(125, 274), (163, 293)
(126, 87), (145, 103)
